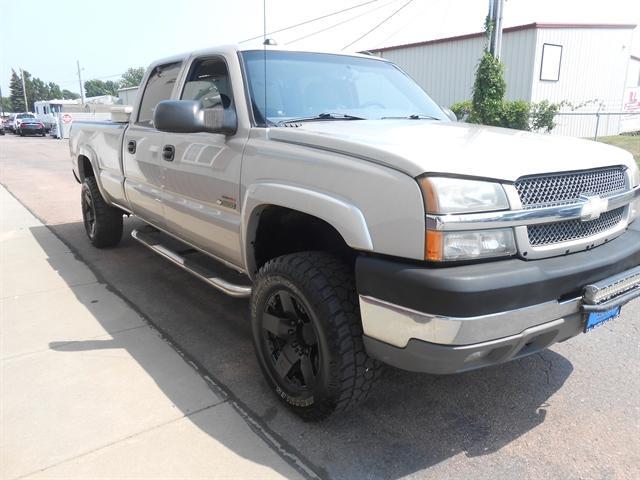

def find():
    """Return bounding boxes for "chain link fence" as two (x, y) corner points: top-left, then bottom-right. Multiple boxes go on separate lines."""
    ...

(552, 111), (640, 140)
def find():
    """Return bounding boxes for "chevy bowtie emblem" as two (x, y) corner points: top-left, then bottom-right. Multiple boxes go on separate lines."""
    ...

(579, 194), (608, 222)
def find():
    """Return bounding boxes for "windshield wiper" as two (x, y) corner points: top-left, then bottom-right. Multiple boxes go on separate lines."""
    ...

(380, 114), (441, 120)
(276, 112), (366, 125)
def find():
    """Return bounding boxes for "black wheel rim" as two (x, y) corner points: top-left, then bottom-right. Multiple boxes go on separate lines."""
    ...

(261, 289), (320, 395)
(82, 189), (96, 238)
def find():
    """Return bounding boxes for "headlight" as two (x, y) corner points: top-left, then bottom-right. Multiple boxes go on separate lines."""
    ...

(418, 176), (509, 214)
(418, 176), (515, 261)
(426, 228), (517, 261)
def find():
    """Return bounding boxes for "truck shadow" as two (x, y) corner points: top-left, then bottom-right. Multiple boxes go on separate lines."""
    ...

(34, 220), (573, 480)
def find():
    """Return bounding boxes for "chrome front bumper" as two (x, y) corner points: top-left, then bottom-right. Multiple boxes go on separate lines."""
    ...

(359, 264), (640, 374)
(359, 295), (582, 348)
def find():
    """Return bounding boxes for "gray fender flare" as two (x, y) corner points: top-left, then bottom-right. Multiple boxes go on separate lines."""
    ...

(241, 182), (373, 276)
(76, 146), (109, 201)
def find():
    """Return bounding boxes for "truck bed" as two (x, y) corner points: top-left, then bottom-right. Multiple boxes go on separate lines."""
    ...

(70, 120), (129, 208)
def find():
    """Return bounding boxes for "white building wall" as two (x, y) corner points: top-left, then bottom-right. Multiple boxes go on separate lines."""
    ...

(117, 87), (139, 106)
(379, 36), (484, 108)
(530, 27), (634, 137)
(500, 28), (537, 102)
(626, 57), (640, 87)
(378, 29), (537, 108)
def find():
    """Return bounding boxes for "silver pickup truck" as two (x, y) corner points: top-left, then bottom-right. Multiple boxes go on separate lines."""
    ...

(70, 45), (640, 420)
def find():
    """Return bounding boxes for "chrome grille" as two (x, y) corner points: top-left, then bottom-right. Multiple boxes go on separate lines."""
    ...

(527, 207), (625, 246)
(515, 167), (627, 208)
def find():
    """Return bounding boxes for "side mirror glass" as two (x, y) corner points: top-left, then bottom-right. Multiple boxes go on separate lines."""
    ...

(153, 100), (237, 135)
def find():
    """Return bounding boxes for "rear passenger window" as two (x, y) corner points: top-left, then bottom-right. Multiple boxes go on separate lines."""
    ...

(136, 62), (182, 127)
(181, 58), (232, 109)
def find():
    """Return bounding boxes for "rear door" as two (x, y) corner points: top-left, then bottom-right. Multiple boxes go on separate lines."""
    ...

(123, 61), (182, 227)
(160, 55), (247, 267)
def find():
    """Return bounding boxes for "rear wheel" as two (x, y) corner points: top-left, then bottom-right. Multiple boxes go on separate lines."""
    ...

(81, 176), (123, 248)
(251, 252), (380, 421)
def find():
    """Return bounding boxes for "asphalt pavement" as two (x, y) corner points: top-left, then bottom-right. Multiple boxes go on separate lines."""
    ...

(1, 135), (638, 480)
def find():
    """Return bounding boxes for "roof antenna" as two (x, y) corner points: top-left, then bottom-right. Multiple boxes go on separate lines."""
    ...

(263, 0), (267, 127)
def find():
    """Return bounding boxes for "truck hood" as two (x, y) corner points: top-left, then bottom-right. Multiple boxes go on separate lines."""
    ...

(268, 120), (636, 181)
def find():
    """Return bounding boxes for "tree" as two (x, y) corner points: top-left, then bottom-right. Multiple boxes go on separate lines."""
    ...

(119, 67), (144, 88)
(9, 69), (26, 111)
(1, 97), (11, 113)
(48, 82), (63, 100)
(84, 79), (119, 97)
(7, 68), (71, 111)
(62, 89), (80, 100)
(470, 51), (506, 126)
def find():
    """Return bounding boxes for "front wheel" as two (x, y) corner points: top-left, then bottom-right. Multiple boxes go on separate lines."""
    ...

(81, 176), (123, 248)
(251, 252), (380, 421)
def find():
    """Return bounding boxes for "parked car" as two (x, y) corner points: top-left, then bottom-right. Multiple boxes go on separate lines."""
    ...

(4, 114), (16, 133)
(13, 112), (36, 133)
(17, 118), (46, 136)
(70, 46), (640, 420)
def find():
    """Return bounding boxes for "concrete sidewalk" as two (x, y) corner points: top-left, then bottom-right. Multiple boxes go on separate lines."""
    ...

(0, 186), (307, 479)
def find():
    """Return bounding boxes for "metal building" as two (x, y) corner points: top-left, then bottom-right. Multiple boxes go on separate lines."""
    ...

(371, 23), (638, 137)
(116, 86), (139, 106)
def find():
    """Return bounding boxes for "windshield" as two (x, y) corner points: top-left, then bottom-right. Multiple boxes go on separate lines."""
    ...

(241, 50), (447, 125)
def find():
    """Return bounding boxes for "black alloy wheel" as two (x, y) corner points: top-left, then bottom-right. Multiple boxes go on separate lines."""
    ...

(82, 187), (97, 240)
(261, 289), (320, 396)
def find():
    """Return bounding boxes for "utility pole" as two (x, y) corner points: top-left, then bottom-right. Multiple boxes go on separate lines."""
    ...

(488, 0), (504, 59)
(0, 85), (4, 116)
(77, 60), (85, 105)
(20, 68), (28, 111)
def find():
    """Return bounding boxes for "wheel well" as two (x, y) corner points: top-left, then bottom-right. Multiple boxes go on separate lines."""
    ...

(251, 206), (355, 274)
(78, 155), (94, 180)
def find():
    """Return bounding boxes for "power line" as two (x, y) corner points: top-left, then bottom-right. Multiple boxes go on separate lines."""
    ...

(341, 0), (414, 51)
(373, 0), (431, 48)
(285, 0), (401, 45)
(239, 0), (380, 43)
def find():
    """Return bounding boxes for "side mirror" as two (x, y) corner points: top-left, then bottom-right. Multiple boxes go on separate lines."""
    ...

(441, 106), (458, 122)
(153, 100), (237, 135)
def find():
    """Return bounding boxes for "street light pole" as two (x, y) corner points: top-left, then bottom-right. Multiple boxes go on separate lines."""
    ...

(488, 0), (504, 59)
(77, 60), (85, 105)
(20, 68), (28, 111)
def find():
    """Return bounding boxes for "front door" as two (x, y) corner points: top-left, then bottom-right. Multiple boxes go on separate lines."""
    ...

(161, 56), (247, 267)
(123, 61), (182, 227)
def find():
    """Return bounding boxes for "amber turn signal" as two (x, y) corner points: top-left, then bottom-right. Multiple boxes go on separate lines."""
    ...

(425, 230), (443, 261)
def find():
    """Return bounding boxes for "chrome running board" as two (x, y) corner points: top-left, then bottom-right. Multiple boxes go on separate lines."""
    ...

(131, 227), (252, 298)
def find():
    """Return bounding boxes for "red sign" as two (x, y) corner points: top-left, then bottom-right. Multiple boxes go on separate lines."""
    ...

(61, 113), (73, 124)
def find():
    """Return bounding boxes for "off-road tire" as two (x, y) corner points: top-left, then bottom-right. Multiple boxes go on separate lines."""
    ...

(81, 176), (123, 248)
(251, 251), (381, 421)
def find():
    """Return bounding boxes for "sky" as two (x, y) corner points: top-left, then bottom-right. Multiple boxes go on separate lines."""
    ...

(1, 0), (639, 95)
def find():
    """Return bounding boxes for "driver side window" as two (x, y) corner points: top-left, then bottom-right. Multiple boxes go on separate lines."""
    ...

(182, 57), (232, 109)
